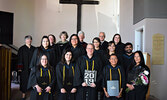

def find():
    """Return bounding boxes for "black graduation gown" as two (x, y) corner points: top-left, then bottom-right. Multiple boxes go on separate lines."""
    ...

(56, 62), (76, 100)
(126, 65), (150, 100)
(80, 41), (87, 50)
(65, 44), (86, 62)
(121, 53), (134, 75)
(29, 47), (57, 69)
(101, 40), (108, 52)
(56, 41), (69, 57)
(115, 43), (125, 55)
(17, 45), (36, 93)
(50, 43), (62, 64)
(102, 65), (125, 100)
(94, 48), (108, 67)
(74, 55), (103, 100)
(27, 66), (56, 100)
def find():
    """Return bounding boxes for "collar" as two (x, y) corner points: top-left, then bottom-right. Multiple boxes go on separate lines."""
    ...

(107, 65), (120, 70)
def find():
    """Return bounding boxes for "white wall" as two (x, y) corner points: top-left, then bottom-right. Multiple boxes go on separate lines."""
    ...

(120, 0), (167, 99)
(0, 0), (35, 47)
(1, 0), (120, 47)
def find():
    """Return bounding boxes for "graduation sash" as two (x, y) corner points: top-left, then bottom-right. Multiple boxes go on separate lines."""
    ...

(108, 65), (122, 90)
(63, 65), (75, 85)
(39, 68), (51, 95)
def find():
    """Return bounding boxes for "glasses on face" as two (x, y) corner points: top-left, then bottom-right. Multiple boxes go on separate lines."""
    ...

(87, 48), (94, 50)
(41, 58), (47, 61)
(71, 38), (77, 40)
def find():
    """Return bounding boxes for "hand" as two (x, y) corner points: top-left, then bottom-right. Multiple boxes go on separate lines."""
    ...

(18, 70), (22, 72)
(71, 88), (77, 93)
(45, 86), (51, 92)
(90, 83), (96, 88)
(82, 82), (88, 87)
(126, 84), (134, 90)
(104, 91), (110, 98)
(116, 88), (123, 98)
(61, 88), (67, 93)
(35, 85), (42, 93)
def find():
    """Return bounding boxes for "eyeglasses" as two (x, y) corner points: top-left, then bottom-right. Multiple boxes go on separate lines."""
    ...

(41, 58), (47, 61)
(71, 38), (77, 40)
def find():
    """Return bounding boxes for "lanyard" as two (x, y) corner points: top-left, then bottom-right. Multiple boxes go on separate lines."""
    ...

(39, 68), (51, 95)
(86, 60), (94, 71)
(109, 68), (121, 89)
(63, 65), (75, 85)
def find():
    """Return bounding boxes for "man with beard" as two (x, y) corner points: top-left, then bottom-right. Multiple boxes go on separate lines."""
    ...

(122, 42), (134, 75)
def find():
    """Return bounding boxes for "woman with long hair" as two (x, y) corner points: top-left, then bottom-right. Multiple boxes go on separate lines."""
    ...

(112, 34), (125, 55)
(65, 34), (85, 62)
(29, 36), (57, 69)
(126, 51), (150, 100)
(28, 54), (55, 100)
(56, 49), (77, 100)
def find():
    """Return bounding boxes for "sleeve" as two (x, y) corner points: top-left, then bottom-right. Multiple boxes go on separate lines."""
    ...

(102, 66), (107, 88)
(73, 57), (83, 87)
(120, 66), (126, 89)
(49, 69), (56, 88)
(95, 57), (103, 86)
(56, 64), (64, 90)
(27, 67), (37, 89)
(17, 47), (23, 70)
(29, 48), (38, 68)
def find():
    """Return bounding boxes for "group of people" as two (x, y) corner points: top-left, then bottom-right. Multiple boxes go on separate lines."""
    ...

(17, 31), (150, 100)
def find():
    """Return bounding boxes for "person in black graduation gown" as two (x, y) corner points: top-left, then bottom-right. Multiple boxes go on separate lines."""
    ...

(126, 51), (150, 100)
(78, 31), (87, 49)
(122, 42), (134, 75)
(74, 43), (103, 100)
(48, 34), (61, 64)
(99, 32), (108, 52)
(112, 34), (125, 55)
(102, 54), (125, 100)
(56, 31), (69, 57)
(29, 36), (57, 69)
(65, 34), (86, 62)
(27, 54), (56, 100)
(56, 49), (77, 100)
(17, 35), (36, 100)
(92, 37), (107, 67)
(106, 41), (122, 65)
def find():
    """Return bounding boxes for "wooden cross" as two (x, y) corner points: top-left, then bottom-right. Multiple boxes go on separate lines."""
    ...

(60, 0), (99, 33)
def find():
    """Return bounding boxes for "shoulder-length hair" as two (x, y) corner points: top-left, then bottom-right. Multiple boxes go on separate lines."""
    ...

(48, 34), (56, 43)
(69, 34), (81, 46)
(40, 36), (51, 49)
(92, 37), (101, 48)
(112, 33), (122, 44)
(129, 51), (146, 70)
(37, 54), (53, 71)
(61, 49), (73, 64)
(107, 41), (116, 54)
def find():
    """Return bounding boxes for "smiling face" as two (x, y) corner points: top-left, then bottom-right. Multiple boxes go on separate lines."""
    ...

(114, 35), (120, 44)
(86, 44), (94, 56)
(42, 38), (49, 48)
(108, 43), (115, 52)
(109, 55), (118, 67)
(41, 55), (48, 68)
(61, 34), (67, 41)
(125, 45), (133, 54)
(65, 51), (72, 62)
(134, 53), (141, 65)
(93, 39), (100, 48)
(71, 36), (78, 46)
